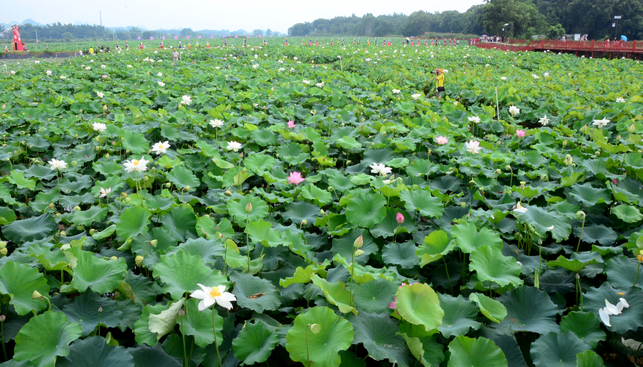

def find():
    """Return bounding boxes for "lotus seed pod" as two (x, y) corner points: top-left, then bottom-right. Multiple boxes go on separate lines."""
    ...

(505, 165), (511, 171)
(460, 202), (467, 208)
(0, 248), (7, 257)
(165, 182), (172, 188)
(0, 241), (6, 249)
(135, 255), (144, 267)
(73, 206), (81, 211)
(320, 209), (325, 216)
(495, 169), (502, 174)
(124, 197), (131, 203)
(150, 239), (158, 247)
(355, 249), (365, 257)
(60, 231), (67, 236)
(60, 244), (71, 251)
(49, 203), (55, 210)
(580, 124), (588, 133)
(245, 202), (253, 213)
(564, 154), (573, 166)
(301, 219), (308, 226)
(71, 161), (78, 166)
(184, 186), (190, 191)
(540, 174), (548, 181)
(224, 190), (232, 195)
(576, 211), (586, 220)
(89, 229), (96, 235)
(125, 150), (130, 154)
(309, 324), (321, 334)
(56, 213), (61, 218)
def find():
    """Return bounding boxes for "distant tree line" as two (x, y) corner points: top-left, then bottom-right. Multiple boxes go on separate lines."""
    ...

(289, 0), (643, 40)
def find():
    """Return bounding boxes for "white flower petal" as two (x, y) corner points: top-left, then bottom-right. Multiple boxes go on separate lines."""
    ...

(215, 298), (233, 310)
(599, 308), (611, 327)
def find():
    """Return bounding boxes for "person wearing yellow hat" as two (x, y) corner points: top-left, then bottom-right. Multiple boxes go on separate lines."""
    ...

(435, 69), (445, 99)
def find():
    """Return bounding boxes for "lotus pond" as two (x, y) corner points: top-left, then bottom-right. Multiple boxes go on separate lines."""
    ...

(1, 43), (643, 367)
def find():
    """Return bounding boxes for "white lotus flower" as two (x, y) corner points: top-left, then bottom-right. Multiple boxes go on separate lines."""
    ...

(96, 92), (104, 98)
(85, 66), (91, 70)
(92, 122), (107, 132)
(227, 141), (242, 152)
(158, 81), (165, 87)
(180, 95), (192, 106)
(369, 163), (392, 176)
(157, 72), (162, 76)
(539, 115), (550, 126)
(616, 97), (626, 103)
(501, 76), (507, 80)
(48, 158), (67, 171)
(303, 79), (310, 85)
(468, 116), (481, 124)
(411, 93), (422, 100)
(252, 64), (259, 69)
(278, 67), (285, 71)
(127, 65), (133, 68)
(10, 71), (15, 75)
(532, 74), (539, 79)
(593, 118), (610, 129)
(152, 141), (170, 155)
(392, 89), (401, 94)
(316, 82), (324, 88)
(99, 187), (111, 198)
(46, 70), (52, 76)
(513, 202), (528, 214)
(465, 140), (482, 154)
(509, 106), (520, 116)
(190, 284), (237, 311)
(123, 157), (149, 173)
(210, 119), (224, 128)
(34, 60), (40, 64)
(60, 76), (66, 79)
(543, 72), (549, 77)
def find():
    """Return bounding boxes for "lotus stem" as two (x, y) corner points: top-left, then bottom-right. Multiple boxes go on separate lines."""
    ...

(306, 325), (311, 367)
(442, 257), (454, 294)
(576, 217), (585, 253)
(1, 317), (7, 362)
(634, 261), (641, 287)
(180, 305), (188, 367)
(212, 307), (222, 367)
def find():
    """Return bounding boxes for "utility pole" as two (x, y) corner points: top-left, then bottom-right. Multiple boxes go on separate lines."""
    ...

(36, 29), (38, 43)
(100, 11), (102, 27)
(614, 16), (621, 41)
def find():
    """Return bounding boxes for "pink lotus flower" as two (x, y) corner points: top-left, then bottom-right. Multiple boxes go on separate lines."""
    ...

(287, 171), (305, 185)
(389, 297), (397, 309)
(102, 75), (108, 79)
(436, 136), (449, 145)
(287, 120), (296, 129)
(396, 212), (405, 224)
(516, 129), (526, 138)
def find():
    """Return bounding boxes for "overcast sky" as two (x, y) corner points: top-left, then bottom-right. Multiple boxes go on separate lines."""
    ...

(1, 0), (483, 33)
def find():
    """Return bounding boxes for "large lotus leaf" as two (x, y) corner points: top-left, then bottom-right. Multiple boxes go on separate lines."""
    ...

(301, 184), (333, 205)
(469, 293), (507, 323)
(245, 220), (284, 247)
(148, 299), (184, 342)
(62, 291), (123, 337)
(0, 206), (16, 226)
(605, 255), (641, 290)
(613, 204), (643, 223)
(559, 311), (606, 349)
(547, 255), (599, 273)
(146, 195), (176, 213)
(56, 336), (135, 367)
(232, 320), (279, 364)
(8, 171), (36, 190)
(311, 274), (356, 315)
(181, 298), (223, 348)
(399, 322), (445, 367)
(120, 272), (162, 305)
(452, 222), (502, 253)
(286, 307), (354, 367)
(133, 303), (172, 346)
(222, 166), (254, 187)
(447, 336), (508, 367)
(129, 344), (181, 367)
(2, 213), (56, 243)
(346, 192), (387, 229)
(575, 350), (605, 367)
(331, 230), (378, 266)
(160, 205), (197, 241)
(251, 128), (277, 146)
(282, 200), (321, 225)
(153, 251), (229, 300)
(584, 283), (643, 334)
(530, 332), (590, 367)
(371, 208), (416, 238)
(68, 247), (127, 294)
(416, 230), (454, 266)
(399, 189), (444, 218)
(347, 311), (412, 367)
(165, 165), (200, 191)
(230, 272), (281, 313)
(479, 327), (528, 367)
(353, 278), (398, 314)
(116, 205), (150, 240)
(382, 242), (419, 269)
(227, 195), (270, 224)
(498, 286), (561, 334)
(0, 261), (49, 316)
(121, 130), (149, 154)
(573, 224), (617, 246)
(470, 246), (523, 287)
(569, 183), (612, 206)
(514, 205), (571, 242)
(196, 216), (234, 239)
(437, 294), (482, 337)
(70, 205), (108, 227)
(13, 311), (82, 367)
(244, 153), (277, 175)
(395, 283), (444, 331)
(165, 238), (223, 266)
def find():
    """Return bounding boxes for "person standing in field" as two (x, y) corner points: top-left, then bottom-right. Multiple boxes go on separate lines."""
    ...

(435, 69), (445, 99)
(172, 49), (179, 62)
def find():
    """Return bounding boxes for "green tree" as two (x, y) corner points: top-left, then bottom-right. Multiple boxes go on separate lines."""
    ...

(252, 29), (263, 36)
(265, 29), (272, 37)
(374, 20), (395, 36)
(402, 11), (432, 36)
(547, 23), (565, 39)
(480, 0), (548, 38)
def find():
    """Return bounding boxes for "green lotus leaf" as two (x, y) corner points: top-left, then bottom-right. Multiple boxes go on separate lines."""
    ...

(148, 298), (184, 342)
(116, 205), (150, 240)
(165, 165), (200, 191)
(605, 255), (641, 290)
(0, 206), (16, 225)
(353, 278), (398, 314)
(371, 208), (416, 239)
(399, 322), (445, 367)
(161, 204), (197, 242)
(244, 153), (277, 175)
(575, 350), (605, 367)
(153, 251), (229, 300)
(230, 272), (281, 313)
(399, 188), (444, 218)
(56, 336), (135, 367)
(145, 195), (176, 213)
(0, 261), (50, 316)
(469, 293), (507, 323)
(62, 291), (123, 337)
(70, 205), (108, 227)
(181, 298), (224, 348)
(2, 213), (56, 243)
(196, 216), (234, 239)
(347, 311), (412, 366)
(133, 303), (172, 346)
(8, 170), (36, 190)
(232, 320), (279, 364)
(499, 286), (561, 334)
(92, 224), (117, 241)
(452, 222), (502, 253)
(129, 344), (182, 367)
(250, 128), (277, 146)
(382, 242), (419, 269)
(222, 166), (254, 187)
(417, 230), (454, 266)
(28, 245), (68, 271)
(470, 246), (523, 287)
(165, 238), (224, 266)
(14, 311), (82, 367)
(530, 332), (590, 367)
(246, 220), (284, 247)
(559, 311), (606, 349)
(569, 183), (612, 206)
(301, 184), (333, 205)
(286, 307), (354, 367)
(613, 204), (643, 223)
(584, 283), (643, 334)
(346, 192), (387, 228)
(447, 336), (508, 367)
(395, 283), (444, 331)
(68, 247), (127, 294)
(438, 294), (482, 338)
(574, 224), (617, 246)
(280, 266), (316, 288)
(548, 255), (599, 273)
(336, 136), (362, 150)
(514, 205), (571, 242)
(283, 201), (322, 225)
(227, 195), (270, 224)
(311, 273), (356, 315)
(121, 130), (149, 154)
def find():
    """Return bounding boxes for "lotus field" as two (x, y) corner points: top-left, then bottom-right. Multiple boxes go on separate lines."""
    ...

(1, 42), (643, 367)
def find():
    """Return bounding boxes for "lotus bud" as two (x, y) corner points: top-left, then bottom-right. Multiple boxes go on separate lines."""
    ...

(540, 174), (548, 181)
(124, 197), (131, 203)
(105, 153), (110, 158)
(0, 241), (5, 249)
(562, 140), (568, 147)
(320, 209), (325, 216)
(60, 244), (71, 251)
(576, 211), (586, 220)
(103, 105), (107, 111)
(353, 235), (364, 249)
(89, 229), (96, 235)
(165, 182), (172, 188)
(56, 213), (61, 218)
(224, 190), (232, 195)
(98, 306), (103, 313)
(629, 124), (636, 133)
(0, 315), (5, 322)
(505, 165), (511, 171)
(245, 202), (253, 213)
(309, 324), (321, 334)
(538, 238), (543, 245)
(506, 189), (513, 195)
(32, 290), (44, 299)
(301, 219), (308, 226)
(355, 249), (365, 257)
(71, 161), (78, 167)
(110, 256), (118, 261)
(575, 273), (580, 279)
(0, 248), (7, 257)
(60, 231), (67, 236)
(580, 124), (588, 133)
(396, 212), (405, 224)
(125, 150), (130, 154)
(564, 154), (573, 166)
(150, 239), (158, 248)
(184, 186), (190, 191)
(73, 206), (81, 211)
(49, 203), (55, 210)
(135, 255), (144, 267)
